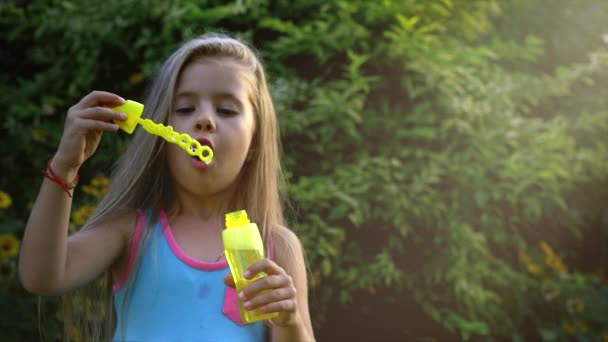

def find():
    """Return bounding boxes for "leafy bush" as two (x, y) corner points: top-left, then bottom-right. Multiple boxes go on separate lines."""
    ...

(1, 0), (607, 340)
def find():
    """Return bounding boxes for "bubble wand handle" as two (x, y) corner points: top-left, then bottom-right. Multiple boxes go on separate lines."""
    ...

(137, 118), (213, 163)
(112, 100), (213, 164)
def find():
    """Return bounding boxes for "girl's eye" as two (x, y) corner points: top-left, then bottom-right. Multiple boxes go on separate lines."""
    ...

(175, 107), (195, 114)
(217, 108), (237, 116)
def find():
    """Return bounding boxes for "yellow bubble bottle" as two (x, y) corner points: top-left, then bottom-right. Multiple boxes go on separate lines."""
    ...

(111, 100), (213, 163)
(222, 210), (278, 323)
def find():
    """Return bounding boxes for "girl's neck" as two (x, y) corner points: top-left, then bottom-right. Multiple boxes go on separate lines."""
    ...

(168, 184), (236, 220)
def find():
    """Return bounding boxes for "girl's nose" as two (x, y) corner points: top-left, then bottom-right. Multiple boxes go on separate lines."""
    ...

(194, 106), (216, 132)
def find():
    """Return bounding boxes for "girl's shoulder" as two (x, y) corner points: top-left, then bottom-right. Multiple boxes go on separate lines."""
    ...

(102, 208), (140, 239)
(271, 224), (301, 247)
(269, 224), (306, 270)
(83, 207), (139, 245)
(101, 208), (141, 277)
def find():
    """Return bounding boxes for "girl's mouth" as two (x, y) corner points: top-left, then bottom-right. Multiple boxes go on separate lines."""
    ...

(191, 138), (213, 170)
(192, 156), (211, 170)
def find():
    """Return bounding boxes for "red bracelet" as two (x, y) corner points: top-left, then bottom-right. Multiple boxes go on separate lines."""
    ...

(42, 159), (79, 198)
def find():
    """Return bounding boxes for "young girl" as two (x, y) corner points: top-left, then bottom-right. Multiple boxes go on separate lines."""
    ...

(19, 33), (314, 341)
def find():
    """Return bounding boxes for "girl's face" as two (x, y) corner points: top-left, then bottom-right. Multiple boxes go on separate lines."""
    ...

(166, 59), (256, 199)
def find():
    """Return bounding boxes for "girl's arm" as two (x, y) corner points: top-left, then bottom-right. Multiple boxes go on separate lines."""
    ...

(18, 91), (131, 295)
(269, 227), (315, 342)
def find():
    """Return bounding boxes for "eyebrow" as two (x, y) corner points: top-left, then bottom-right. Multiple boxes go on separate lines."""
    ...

(174, 91), (245, 111)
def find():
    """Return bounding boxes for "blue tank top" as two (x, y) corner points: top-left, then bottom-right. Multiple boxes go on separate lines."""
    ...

(112, 209), (267, 341)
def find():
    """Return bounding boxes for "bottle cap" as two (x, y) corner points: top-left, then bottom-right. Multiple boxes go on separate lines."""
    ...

(225, 210), (250, 229)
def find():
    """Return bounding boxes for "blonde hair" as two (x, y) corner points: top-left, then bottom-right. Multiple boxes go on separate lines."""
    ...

(62, 32), (287, 341)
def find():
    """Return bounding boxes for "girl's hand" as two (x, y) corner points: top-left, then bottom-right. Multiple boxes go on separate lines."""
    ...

(224, 258), (299, 327)
(54, 91), (126, 172)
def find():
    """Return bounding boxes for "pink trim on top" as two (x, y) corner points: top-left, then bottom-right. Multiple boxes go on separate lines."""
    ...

(159, 209), (229, 271)
(223, 286), (245, 326)
(113, 210), (147, 293)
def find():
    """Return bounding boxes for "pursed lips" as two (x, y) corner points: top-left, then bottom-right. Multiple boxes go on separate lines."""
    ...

(196, 137), (214, 151)
(190, 137), (214, 168)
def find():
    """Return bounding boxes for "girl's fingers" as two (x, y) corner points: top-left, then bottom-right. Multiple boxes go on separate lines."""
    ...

(235, 259), (299, 324)
(77, 107), (128, 122)
(54, 91), (125, 169)
(240, 273), (293, 301)
(76, 91), (125, 109)
(245, 259), (283, 279)
(257, 299), (296, 314)
(78, 118), (121, 132)
(243, 286), (297, 311)
(224, 274), (236, 288)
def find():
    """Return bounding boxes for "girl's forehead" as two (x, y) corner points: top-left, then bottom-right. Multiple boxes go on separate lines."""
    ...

(175, 58), (253, 99)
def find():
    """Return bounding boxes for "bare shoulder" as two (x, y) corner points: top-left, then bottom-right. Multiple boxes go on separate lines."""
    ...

(270, 224), (306, 273)
(271, 224), (302, 247)
(77, 208), (139, 263)
(84, 208), (138, 239)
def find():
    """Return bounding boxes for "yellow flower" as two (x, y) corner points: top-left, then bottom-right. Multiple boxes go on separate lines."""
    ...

(553, 261), (568, 276)
(70, 325), (82, 342)
(562, 321), (577, 335)
(539, 241), (568, 276)
(55, 308), (64, 322)
(129, 72), (145, 85)
(575, 320), (588, 333)
(72, 205), (96, 226)
(0, 234), (20, 257)
(83, 176), (110, 197)
(91, 176), (110, 188)
(31, 128), (48, 142)
(92, 176), (110, 194)
(526, 263), (541, 276)
(518, 250), (531, 264)
(566, 297), (584, 314)
(518, 250), (541, 276)
(82, 185), (100, 197)
(0, 191), (12, 209)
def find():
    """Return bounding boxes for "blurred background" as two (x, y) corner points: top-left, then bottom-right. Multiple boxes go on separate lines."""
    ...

(1, 0), (608, 341)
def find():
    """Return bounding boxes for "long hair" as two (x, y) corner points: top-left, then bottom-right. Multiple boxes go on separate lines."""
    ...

(62, 32), (287, 341)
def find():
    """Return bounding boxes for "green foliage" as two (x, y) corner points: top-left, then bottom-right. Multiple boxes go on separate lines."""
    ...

(1, 0), (608, 340)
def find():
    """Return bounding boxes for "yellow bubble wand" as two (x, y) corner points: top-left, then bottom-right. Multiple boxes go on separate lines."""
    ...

(111, 100), (214, 163)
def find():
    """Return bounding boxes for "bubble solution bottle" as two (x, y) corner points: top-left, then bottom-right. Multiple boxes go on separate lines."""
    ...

(222, 210), (278, 323)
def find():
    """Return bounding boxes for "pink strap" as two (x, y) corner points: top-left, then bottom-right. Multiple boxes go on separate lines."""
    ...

(112, 209), (147, 293)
